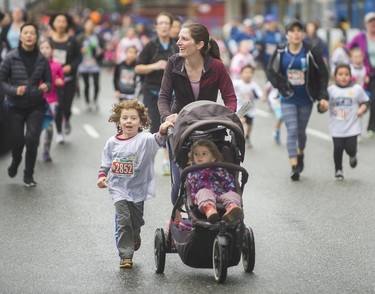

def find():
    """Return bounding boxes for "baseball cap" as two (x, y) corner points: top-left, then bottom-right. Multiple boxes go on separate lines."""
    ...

(364, 12), (375, 23)
(285, 20), (304, 32)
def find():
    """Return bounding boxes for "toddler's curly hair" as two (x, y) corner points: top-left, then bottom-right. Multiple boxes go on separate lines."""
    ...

(108, 100), (151, 133)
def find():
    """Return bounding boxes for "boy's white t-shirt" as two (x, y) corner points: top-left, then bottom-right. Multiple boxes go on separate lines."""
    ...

(233, 79), (263, 118)
(328, 83), (369, 137)
(100, 132), (163, 204)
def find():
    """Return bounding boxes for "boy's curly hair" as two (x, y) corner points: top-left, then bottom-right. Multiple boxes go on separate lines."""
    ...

(188, 139), (222, 163)
(108, 100), (152, 133)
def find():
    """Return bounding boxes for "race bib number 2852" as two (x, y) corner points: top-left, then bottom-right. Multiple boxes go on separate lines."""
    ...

(111, 159), (134, 177)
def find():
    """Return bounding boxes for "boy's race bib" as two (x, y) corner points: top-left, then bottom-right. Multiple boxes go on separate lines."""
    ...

(111, 158), (134, 177)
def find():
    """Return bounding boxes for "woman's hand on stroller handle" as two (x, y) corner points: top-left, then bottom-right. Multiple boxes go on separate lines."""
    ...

(165, 113), (178, 123)
(167, 126), (174, 137)
(160, 120), (174, 136)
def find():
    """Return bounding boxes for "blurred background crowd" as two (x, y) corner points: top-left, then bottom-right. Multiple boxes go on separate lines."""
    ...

(0, 0), (373, 72)
(0, 0), (374, 156)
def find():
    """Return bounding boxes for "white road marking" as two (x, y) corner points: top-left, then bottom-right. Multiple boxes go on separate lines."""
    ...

(72, 105), (81, 115)
(83, 124), (100, 138)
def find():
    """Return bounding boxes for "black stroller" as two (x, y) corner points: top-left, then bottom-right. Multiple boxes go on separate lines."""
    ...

(154, 101), (255, 283)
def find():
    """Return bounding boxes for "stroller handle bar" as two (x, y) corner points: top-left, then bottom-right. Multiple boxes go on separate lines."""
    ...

(167, 126), (174, 138)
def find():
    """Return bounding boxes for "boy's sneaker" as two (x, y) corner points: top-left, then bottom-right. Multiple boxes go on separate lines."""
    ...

(24, 176), (37, 187)
(349, 156), (357, 168)
(119, 258), (133, 269)
(291, 165), (300, 181)
(56, 133), (64, 144)
(8, 160), (21, 178)
(335, 170), (344, 180)
(43, 152), (52, 162)
(274, 130), (280, 144)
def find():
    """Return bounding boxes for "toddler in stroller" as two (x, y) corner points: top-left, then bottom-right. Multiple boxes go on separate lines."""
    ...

(154, 101), (255, 283)
(187, 139), (244, 224)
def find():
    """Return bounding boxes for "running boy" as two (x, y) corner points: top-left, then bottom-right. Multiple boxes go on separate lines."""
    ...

(113, 46), (139, 101)
(97, 100), (173, 268)
(186, 139), (244, 224)
(327, 64), (369, 180)
(233, 64), (263, 148)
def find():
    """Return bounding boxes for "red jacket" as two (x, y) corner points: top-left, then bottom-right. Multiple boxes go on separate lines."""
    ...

(158, 53), (237, 122)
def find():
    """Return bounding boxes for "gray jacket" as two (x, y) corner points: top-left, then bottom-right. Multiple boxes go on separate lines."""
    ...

(0, 48), (52, 109)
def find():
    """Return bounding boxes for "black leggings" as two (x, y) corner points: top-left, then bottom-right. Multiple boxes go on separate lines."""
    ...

(81, 72), (100, 104)
(332, 136), (357, 171)
(56, 79), (76, 132)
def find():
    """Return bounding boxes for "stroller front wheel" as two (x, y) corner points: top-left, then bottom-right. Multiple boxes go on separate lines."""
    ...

(154, 228), (166, 273)
(212, 236), (228, 283)
(242, 226), (255, 273)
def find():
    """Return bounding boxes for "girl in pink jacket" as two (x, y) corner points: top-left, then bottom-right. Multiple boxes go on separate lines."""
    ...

(39, 39), (65, 161)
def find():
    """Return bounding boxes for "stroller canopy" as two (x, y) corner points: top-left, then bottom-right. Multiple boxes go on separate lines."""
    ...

(171, 101), (245, 166)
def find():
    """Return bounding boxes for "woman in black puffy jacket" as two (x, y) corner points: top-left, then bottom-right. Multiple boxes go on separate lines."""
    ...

(0, 23), (52, 187)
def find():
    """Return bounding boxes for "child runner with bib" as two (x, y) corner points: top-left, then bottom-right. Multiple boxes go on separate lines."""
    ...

(97, 100), (173, 268)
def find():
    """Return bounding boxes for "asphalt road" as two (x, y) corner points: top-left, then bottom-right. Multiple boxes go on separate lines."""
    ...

(1, 70), (375, 293)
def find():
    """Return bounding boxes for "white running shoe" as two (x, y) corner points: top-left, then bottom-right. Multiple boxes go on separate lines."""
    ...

(56, 133), (64, 144)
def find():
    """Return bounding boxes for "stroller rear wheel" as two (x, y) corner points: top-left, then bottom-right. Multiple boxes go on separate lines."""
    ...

(212, 236), (228, 283)
(154, 228), (166, 273)
(242, 226), (255, 272)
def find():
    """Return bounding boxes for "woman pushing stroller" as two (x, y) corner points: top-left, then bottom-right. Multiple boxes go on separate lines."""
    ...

(187, 139), (244, 224)
(158, 23), (237, 207)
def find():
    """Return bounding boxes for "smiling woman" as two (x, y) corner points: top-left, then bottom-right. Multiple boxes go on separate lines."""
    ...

(157, 22), (237, 207)
(158, 23), (236, 124)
